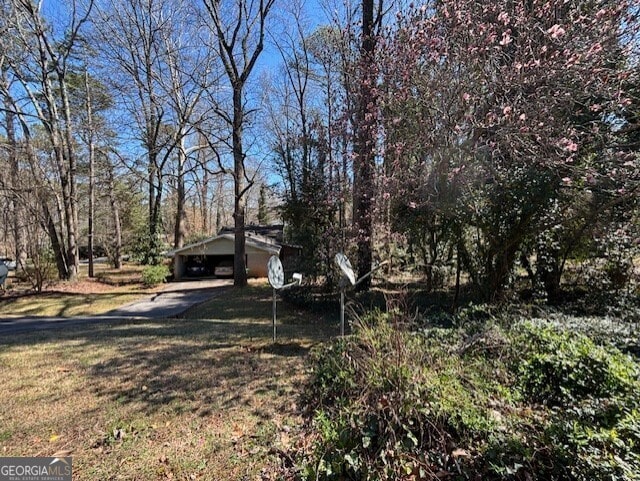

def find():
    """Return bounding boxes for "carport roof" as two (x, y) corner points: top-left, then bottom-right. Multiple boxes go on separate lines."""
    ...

(168, 233), (281, 256)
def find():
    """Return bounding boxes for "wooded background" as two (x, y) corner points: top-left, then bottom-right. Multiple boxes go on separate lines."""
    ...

(0, 0), (638, 301)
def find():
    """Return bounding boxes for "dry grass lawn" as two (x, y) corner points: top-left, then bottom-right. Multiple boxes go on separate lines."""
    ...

(0, 265), (161, 318)
(0, 284), (335, 480)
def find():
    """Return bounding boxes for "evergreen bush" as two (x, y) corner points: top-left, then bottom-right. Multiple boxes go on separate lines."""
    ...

(141, 264), (170, 287)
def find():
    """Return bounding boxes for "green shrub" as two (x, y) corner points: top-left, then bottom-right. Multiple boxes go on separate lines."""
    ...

(294, 314), (640, 480)
(514, 323), (639, 406)
(546, 402), (640, 481)
(141, 264), (170, 287)
(301, 315), (518, 480)
(512, 323), (640, 480)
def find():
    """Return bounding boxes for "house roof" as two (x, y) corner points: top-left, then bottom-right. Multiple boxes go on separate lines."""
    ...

(168, 233), (281, 256)
(218, 224), (284, 243)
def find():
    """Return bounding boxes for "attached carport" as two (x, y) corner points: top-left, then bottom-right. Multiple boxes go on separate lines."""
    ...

(170, 233), (281, 280)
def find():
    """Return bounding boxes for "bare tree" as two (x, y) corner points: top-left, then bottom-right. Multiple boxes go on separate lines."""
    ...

(270, 3), (313, 191)
(202, 0), (276, 287)
(157, 7), (212, 249)
(83, 69), (97, 277)
(94, 0), (207, 262)
(0, 67), (27, 272)
(0, 0), (94, 280)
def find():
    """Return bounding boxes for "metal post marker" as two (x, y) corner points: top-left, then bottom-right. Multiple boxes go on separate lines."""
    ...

(267, 256), (302, 342)
(272, 287), (277, 342)
(335, 253), (388, 336)
(340, 285), (346, 337)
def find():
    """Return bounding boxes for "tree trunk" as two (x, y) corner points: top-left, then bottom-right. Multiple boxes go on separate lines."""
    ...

(481, 243), (519, 302)
(203, 0), (274, 287)
(174, 138), (187, 249)
(85, 71), (95, 278)
(354, 0), (376, 290)
(536, 242), (563, 302)
(88, 140), (95, 277)
(198, 134), (210, 234)
(106, 160), (123, 269)
(36, 69), (75, 281)
(3, 90), (27, 273)
(146, 144), (162, 265)
(60, 76), (80, 280)
(216, 178), (223, 233)
(149, 170), (163, 265)
(16, 112), (69, 280)
(232, 87), (248, 287)
(42, 201), (68, 280)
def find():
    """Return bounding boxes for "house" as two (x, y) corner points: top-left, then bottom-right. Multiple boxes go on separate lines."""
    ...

(170, 232), (281, 280)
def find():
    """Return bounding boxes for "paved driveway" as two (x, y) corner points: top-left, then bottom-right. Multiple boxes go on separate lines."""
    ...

(0, 278), (232, 335)
(106, 278), (231, 318)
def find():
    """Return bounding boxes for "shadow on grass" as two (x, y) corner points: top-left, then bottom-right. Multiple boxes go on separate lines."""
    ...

(0, 283), (332, 419)
(0, 283), (230, 319)
(88, 321), (325, 418)
(0, 316), (330, 417)
(261, 342), (311, 357)
(0, 291), (151, 318)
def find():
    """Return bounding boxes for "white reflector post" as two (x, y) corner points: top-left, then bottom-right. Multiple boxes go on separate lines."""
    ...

(266, 256), (303, 342)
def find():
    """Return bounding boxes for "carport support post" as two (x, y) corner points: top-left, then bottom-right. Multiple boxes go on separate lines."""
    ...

(272, 287), (277, 342)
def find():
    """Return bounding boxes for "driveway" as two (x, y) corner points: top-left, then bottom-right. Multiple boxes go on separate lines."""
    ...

(0, 278), (232, 335)
(106, 278), (231, 318)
